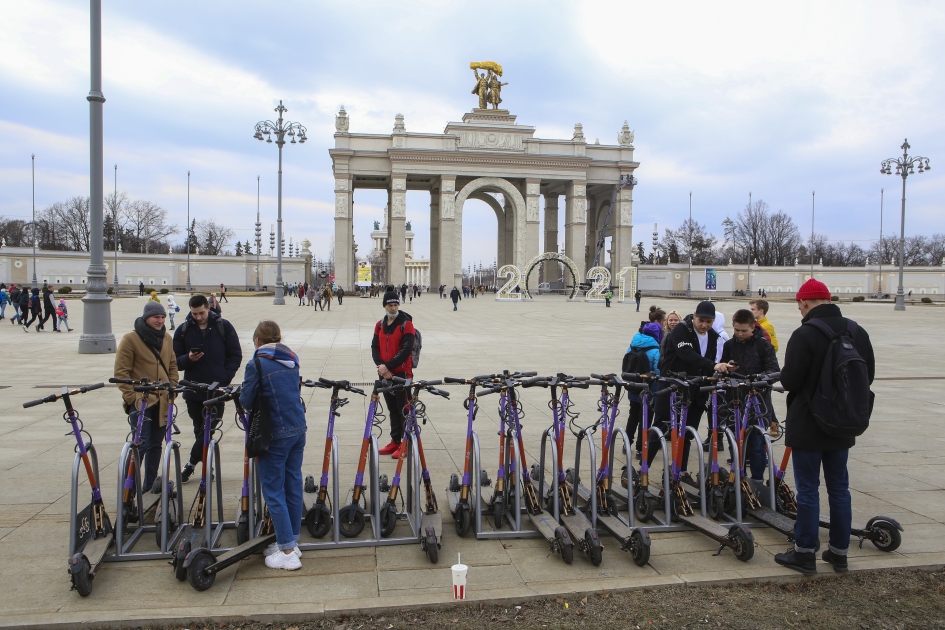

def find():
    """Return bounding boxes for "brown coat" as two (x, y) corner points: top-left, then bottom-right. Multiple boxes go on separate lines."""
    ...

(114, 328), (179, 425)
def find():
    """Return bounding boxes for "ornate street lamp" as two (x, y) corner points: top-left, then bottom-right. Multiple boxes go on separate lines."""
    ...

(255, 176), (262, 291)
(269, 225), (275, 256)
(881, 139), (931, 311)
(253, 100), (307, 305)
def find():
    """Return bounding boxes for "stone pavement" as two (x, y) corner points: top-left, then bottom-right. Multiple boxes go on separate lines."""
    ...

(1, 292), (943, 628)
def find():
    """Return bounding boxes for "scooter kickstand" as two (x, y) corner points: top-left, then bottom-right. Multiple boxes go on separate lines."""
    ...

(712, 542), (725, 557)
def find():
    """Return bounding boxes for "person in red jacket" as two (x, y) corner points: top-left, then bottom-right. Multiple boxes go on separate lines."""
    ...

(372, 290), (416, 458)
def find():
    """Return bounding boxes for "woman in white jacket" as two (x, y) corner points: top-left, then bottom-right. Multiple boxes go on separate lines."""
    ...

(166, 295), (180, 330)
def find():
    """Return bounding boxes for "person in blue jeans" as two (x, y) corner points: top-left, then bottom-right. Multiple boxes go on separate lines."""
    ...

(776, 279), (875, 575)
(239, 320), (306, 571)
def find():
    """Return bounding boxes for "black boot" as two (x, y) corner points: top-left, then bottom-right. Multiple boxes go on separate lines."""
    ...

(775, 549), (817, 575)
(822, 549), (848, 573)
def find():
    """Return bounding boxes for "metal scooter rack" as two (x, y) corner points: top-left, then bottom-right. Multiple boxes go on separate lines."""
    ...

(69, 442), (103, 558)
(566, 424), (599, 526)
(469, 428), (546, 540)
(110, 437), (228, 561)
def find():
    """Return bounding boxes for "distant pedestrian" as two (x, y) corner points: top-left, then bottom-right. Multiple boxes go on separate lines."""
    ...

(149, 290), (160, 303)
(323, 285), (333, 311)
(17, 286), (30, 328)
(209, 293), (222, 315)
(336, 286), (345, 305)
(450, 286), (461, 311)
(307, 286), (316, 306)
(634, 289), (642, 312)
(39, 285), (58, 331)
(22, 288), (42, 332)
(56, 299), (74, 332)
(313, 287), (323, 311)
(139, 281), (145, 296)
(167, 295), (180, 330)
(605, 288), (613, 307)
(0, 287), (9, 321)
(298, 284), (305, 306)
(400, 283), (408, 302)
(220, 284), (228, 303)
(761, 288), (767, 298)
(9, 285), (22, 324)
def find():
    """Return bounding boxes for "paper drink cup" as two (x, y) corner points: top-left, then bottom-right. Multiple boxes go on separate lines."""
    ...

(451, 563), (468, 600)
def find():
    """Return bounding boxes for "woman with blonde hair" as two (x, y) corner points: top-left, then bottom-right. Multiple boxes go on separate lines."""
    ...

(239, 320), (306, 571)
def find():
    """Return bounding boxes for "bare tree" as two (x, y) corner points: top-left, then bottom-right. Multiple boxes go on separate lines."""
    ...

(0, 216), (30, 247)
(194, 219), (234, 256)
(122, 200), (177, 253)
(660, 219), (718, 265)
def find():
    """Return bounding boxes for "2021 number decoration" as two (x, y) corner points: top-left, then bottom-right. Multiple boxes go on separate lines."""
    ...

(496, 264), (522, 301)
(585, 266), (611, 302)
(520, 252), (580, 301)
(617, 266), (638, 303)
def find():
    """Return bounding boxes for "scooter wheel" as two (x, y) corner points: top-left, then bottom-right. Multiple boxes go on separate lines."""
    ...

(338, 505), (366, 538)
(555, 527), (574, 565)
(455, 506), (472, 537)
(634, 494), (654, 523)
(379, 504), (397, 538)
(122, 498), (139, 527)
(69, 554), (93, 597)
(425, 527), (439, 564)
(731, 529), (754, 562)
(585, 529), (603, 567)
(155, 499), (178, 548)
(187, 550), (216, 591)
(629, 530), (651, 567)
(492, 498), (504, 529)
(722, 486), (737, 515)
(707, 490), (724, 521)
(174, 540), (191, 581)
(236, 513), (250, 545)
(448, 473), (461, 493)
(305, 504), (332, 539)
(869, 521), (902, 552)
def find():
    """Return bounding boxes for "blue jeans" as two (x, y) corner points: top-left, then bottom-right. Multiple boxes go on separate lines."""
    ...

(257, 432), (305, 550)
(792, 448), (851, 555)
(136, 405), (165, 491)
(746, 430), (768, 480)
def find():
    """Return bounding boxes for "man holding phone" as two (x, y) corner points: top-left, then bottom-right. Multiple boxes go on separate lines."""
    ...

(173, 294), (242, 482)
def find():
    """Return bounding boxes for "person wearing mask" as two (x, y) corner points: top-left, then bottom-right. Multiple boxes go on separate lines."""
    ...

(114, 301), (179, 493)
(449, 286), (461, 311)
(719, 309), (779, 478)
(625, 322), (662, 458)
(172, 294), (242, 482)
(22, 288), (42, 332)
(240, 320), (306, 570)
(749, 299), (779, 353)
(372, 290), (416, 458)
(653, 301), (734, 477)
(166, 295), (180, 330)
(775, 279), (874, 575)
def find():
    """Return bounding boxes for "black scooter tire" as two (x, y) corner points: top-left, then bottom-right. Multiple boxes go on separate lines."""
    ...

(492, 497), (504, 529)
(70, 554), (93, 597)
(379, 503), (397, 538)
(338, 505), (366, 538)
(555, 527), (574, 564)
(236, 513), (250, 545)
(869, 521), (902, 552)
(305, 504), (332, 539)
(155, 500), (178, 548)
(707, 490), (724, 521)
(634, 493), (654, 523)
(455, 505), (472, 537)
(585, 529), (603, 566)
(630, 529), (651, 567)
(731, 529), (754, 562)
(187, 550), (216, 591)
(174, 540), (191, 581)
(425, 527), (439, 564)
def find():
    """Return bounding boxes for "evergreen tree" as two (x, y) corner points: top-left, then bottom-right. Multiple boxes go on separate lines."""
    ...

(235, 241), (243, 256)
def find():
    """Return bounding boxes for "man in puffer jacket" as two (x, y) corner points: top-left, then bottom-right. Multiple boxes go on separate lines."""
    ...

(625, 322), (661, 457)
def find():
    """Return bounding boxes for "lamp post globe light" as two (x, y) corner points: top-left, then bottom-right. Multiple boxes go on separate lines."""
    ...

(253, 99), (307, 305)
(881, 138), (930, 311)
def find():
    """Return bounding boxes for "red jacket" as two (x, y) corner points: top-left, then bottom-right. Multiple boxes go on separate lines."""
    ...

(372, 311), (415, 377)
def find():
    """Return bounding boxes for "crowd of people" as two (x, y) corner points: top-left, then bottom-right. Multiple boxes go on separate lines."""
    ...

(0, 283), (73, 332)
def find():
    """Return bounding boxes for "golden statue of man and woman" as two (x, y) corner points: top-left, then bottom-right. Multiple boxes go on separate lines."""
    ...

(470, 61), (508, 110)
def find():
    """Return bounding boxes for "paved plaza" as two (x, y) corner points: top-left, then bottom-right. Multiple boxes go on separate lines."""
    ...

(1, 293), (943, 628)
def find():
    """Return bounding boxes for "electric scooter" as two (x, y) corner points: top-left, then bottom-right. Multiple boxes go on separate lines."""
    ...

(337, 380), (385, 538)
(656, 373), (755, 561)
(376, 377), (450, 563)
(304, 378), (366, 538)
(617, 372), (665, 525)
(481, 375), (576, 563)
(145, 381), (185, 551)
(24, 383), (111, 597)
(171, 380), (223, 581)
(524, 374), (604, 566)
(227, 385), (262, 545)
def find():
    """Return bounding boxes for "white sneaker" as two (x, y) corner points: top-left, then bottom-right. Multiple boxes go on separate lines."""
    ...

(264, 542), (301, 558)
(265, 550), (301, 570)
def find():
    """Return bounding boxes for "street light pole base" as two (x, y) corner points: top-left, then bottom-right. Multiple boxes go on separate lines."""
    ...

(894, 297), (906, 311)
(272, 297), (285, 305)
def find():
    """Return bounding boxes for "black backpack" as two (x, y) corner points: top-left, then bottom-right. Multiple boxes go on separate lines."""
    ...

(804, 318), (874, 438)
(622, 347), (651, 376)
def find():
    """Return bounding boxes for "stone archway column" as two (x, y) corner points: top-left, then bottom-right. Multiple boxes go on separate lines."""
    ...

(388, 176), (407, 285)
(611, 183), (635, 295)
(436, 176), (457, 289)
(542, 193), (559, 283)
(525, 178), (541, 267)
(503, 197), (515, 270)
(333, 175), (353, 290)
(565, 180), (587, 281)
(586, 195), (601, 273)
(429, 187), (439, 289)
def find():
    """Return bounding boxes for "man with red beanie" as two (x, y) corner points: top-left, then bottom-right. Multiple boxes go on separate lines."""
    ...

(775, 278), (875, 575)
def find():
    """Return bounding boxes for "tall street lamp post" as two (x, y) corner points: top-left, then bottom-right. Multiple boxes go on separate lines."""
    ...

(686, 192), (692, 298)
(746, 192), (752, 295)
(79, 0), (115, 354)
(186, 171), (192, 291)
(882, 139), (931, 311)
(254, 100), (307, 305)
(31, 154), (37, 289)
(810, 191), (815, 276)
(113, 164), (119, 293)
(255, 176), (262, 291)
(878, 189), (884, 297)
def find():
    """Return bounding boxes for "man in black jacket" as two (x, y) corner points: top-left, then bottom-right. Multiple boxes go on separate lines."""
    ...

(449, 286), (461, 311)
(654, 301), (734, 475)
(775, 279), (875, 575)
(173, 294), (243, 481)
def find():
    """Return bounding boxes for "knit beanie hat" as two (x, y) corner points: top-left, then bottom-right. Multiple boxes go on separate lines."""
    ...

(383, 290), (400, 305)
(142, 301), (166, 319)
(642, 322), (663, 343)
(796, 278), (831, 301)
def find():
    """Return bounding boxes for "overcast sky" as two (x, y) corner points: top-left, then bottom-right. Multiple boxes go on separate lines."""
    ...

(1, 1), (942, 267)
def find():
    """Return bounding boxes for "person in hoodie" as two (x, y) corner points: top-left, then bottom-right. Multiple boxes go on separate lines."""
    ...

(166, 295), (179, 330)
(0, 287), (9, 321)
(720, 309), (780, 480)
(625, 322), (662, 457)
(172, 294), (242, 482)
(9, 285), (22, 324)
(372, 290), (416, 458)
(239, 320), (306, 571)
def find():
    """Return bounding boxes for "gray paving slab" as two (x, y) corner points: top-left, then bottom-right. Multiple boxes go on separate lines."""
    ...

(0, 294), (943, 627)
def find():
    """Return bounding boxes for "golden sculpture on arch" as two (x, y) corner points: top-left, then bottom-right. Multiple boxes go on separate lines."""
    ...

(470, 62), (507, 110)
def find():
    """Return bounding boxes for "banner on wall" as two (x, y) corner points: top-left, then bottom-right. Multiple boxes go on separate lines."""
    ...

(356, 263), (371, 287)
(705, 268), (717, 291)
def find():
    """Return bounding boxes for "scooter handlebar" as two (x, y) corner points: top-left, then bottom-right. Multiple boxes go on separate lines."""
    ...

(108, 377), (135, 384)
(514, 371), (538, 378)
(22, 382), (105, 408)
(443, 377), (466, 384)
(476, 385), (502, 397)
(427, 387), (450, 399)
(23, 393), (57, 408)
(521, 376), (549, 387)
(303, 380), (330, 389)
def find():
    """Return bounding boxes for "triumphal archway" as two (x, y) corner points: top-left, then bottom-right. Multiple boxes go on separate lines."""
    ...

(329, 64), (640, 291)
